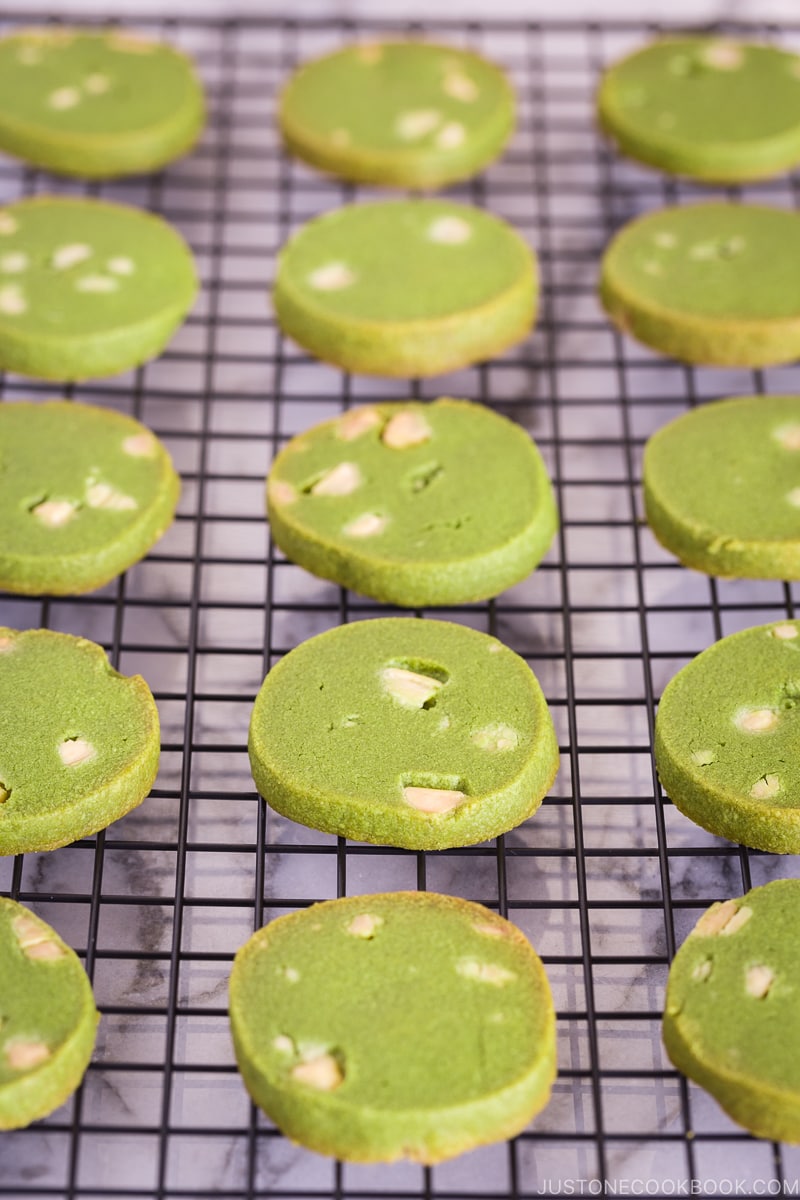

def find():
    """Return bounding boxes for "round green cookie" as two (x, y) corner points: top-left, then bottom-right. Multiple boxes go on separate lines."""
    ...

(248, 617), (558, 850)
(0, 195), (197, 381)
(279, 41), (514, 188)
(655, 620), (800, 854)
(0, 400), (180, 596)
(600, 203), (800, 367)
(267, 399), (557, 607)
(644, 395), (800, 580)
(0, 627), (160, 855)
(0, 897), (99, 1129)
(664, 879), (800, 1143)
(0, 27), (204, 179)
(229, 892), (556, 1163)
(598, 38), (800, 184)
(274, 200), (537, 378)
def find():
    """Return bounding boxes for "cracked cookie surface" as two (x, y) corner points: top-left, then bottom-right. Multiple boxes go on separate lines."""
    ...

(229, 891), (556, 1163)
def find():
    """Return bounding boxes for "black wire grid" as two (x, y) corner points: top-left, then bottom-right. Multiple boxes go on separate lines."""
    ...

(1, 13), (800, 1200)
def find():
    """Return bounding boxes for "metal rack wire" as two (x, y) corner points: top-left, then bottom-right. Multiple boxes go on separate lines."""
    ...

(1, 13), (800, 1200)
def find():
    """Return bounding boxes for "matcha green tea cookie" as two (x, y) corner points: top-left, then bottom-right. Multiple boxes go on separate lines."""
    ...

(248, 618), (558, 850)
(598, 38), (800, 183)
(600, 203), (800, 367)
(279, 41), (514, 188)
(644, 395), (800, 580)
(274, 200), (536, 377)
(0, 401), (180, 595)
(0, 627), (160, 855)
(0, 897), (99, 1129)
(0, 27), (204, 178)
(229, 892), (556, 1163)
(655, 620), (800, 853)
(664, 879), (800, 1142)
(0, 196), (197, 380)
(267, 399), (557, 606)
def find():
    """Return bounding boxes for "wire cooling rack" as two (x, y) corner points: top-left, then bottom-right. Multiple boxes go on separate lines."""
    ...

(2, 13), (800, 1200)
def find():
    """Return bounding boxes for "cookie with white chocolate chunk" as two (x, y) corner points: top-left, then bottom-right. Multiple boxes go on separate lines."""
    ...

(0, 400), (180, 596)
(0, 27), (204, 178)
(0, 627), (159, 855)
(279, 40), (514, 188)
(643, 395), (800, 580)
(274, 199), (537, 377)
(598, 38), (800, 183)
(0, 897), (99, 1129)
(664, 879), (800, 1143)
(0, 196), (197, 380)
(655, 620), (800, 853)
(248, 617), (558, 850)
(267, 398), (557, 607)
(229, 891), (556, 1162)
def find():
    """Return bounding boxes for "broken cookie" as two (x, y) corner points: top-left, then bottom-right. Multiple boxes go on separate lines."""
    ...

(229, 891), (556, 1162)
(266, 398), (557, 606)
(247, 616), (558, 850)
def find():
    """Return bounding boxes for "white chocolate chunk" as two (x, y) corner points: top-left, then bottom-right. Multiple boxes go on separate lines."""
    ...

(436, 121), (466, 149)
(751, 774), (780, 801)
(427, 214), (472, 244)
(59, 738), (95, 767)
(746, 964), (775, 998)
(382, 410), (432, 449)
(269, 479), (298, 506)
(0, 284), (26, 315)
(735, 708), (778, 733)
(108, 256), (134, 276)
(338, 407), (381, 441)
(442, 71), (478, 102)
(403, 786), (465, 813)
(32, 499), (77, 528)
(693, 899), (751, 937)
(25, 940), (65, 961)
(284, 966), (300, 983)
(330, 128), (351, 147)
(12, 914), (64, 960)
(787, 487), (800, 508)
(346, 913), (383, 939)
(654, 231), (678, 249)
(774, 424), (800, 450)
(5, 1040), (50, 1070)
(310, 462), (362, 497)
(272, 1034), (294, 1055)
(473, 921), (506, 938)
(76, 274), (118, 293)
(343, 512), (387, 538)
(0, 213), (17, 235)
(703, 41), (744, 70)
(689, 241), (716, 261)
(308, 261), (356, 291)
(108, 33), (157, 54)
(0, 636), (13, 651)
(0, 252), (27, 274)
(771, 623), (798, 640)
(691, 748), (716, 766)
(456, 958), (516, 986)
(471, 723), (519, 753)
(381, 666), (442, 709)
(356, 43), (383, 64)
(396, 109), (441, 141)
(122, 432), (157, 458)
(291, 1053), (343, 1091)
(84, 72), (110, 94)
(49, 86), (80, 110)
(52, 243), (92, 271)
(642, 259), (663, 276)
(692, 959), (713, 982)
(86, 482), (137, 511)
